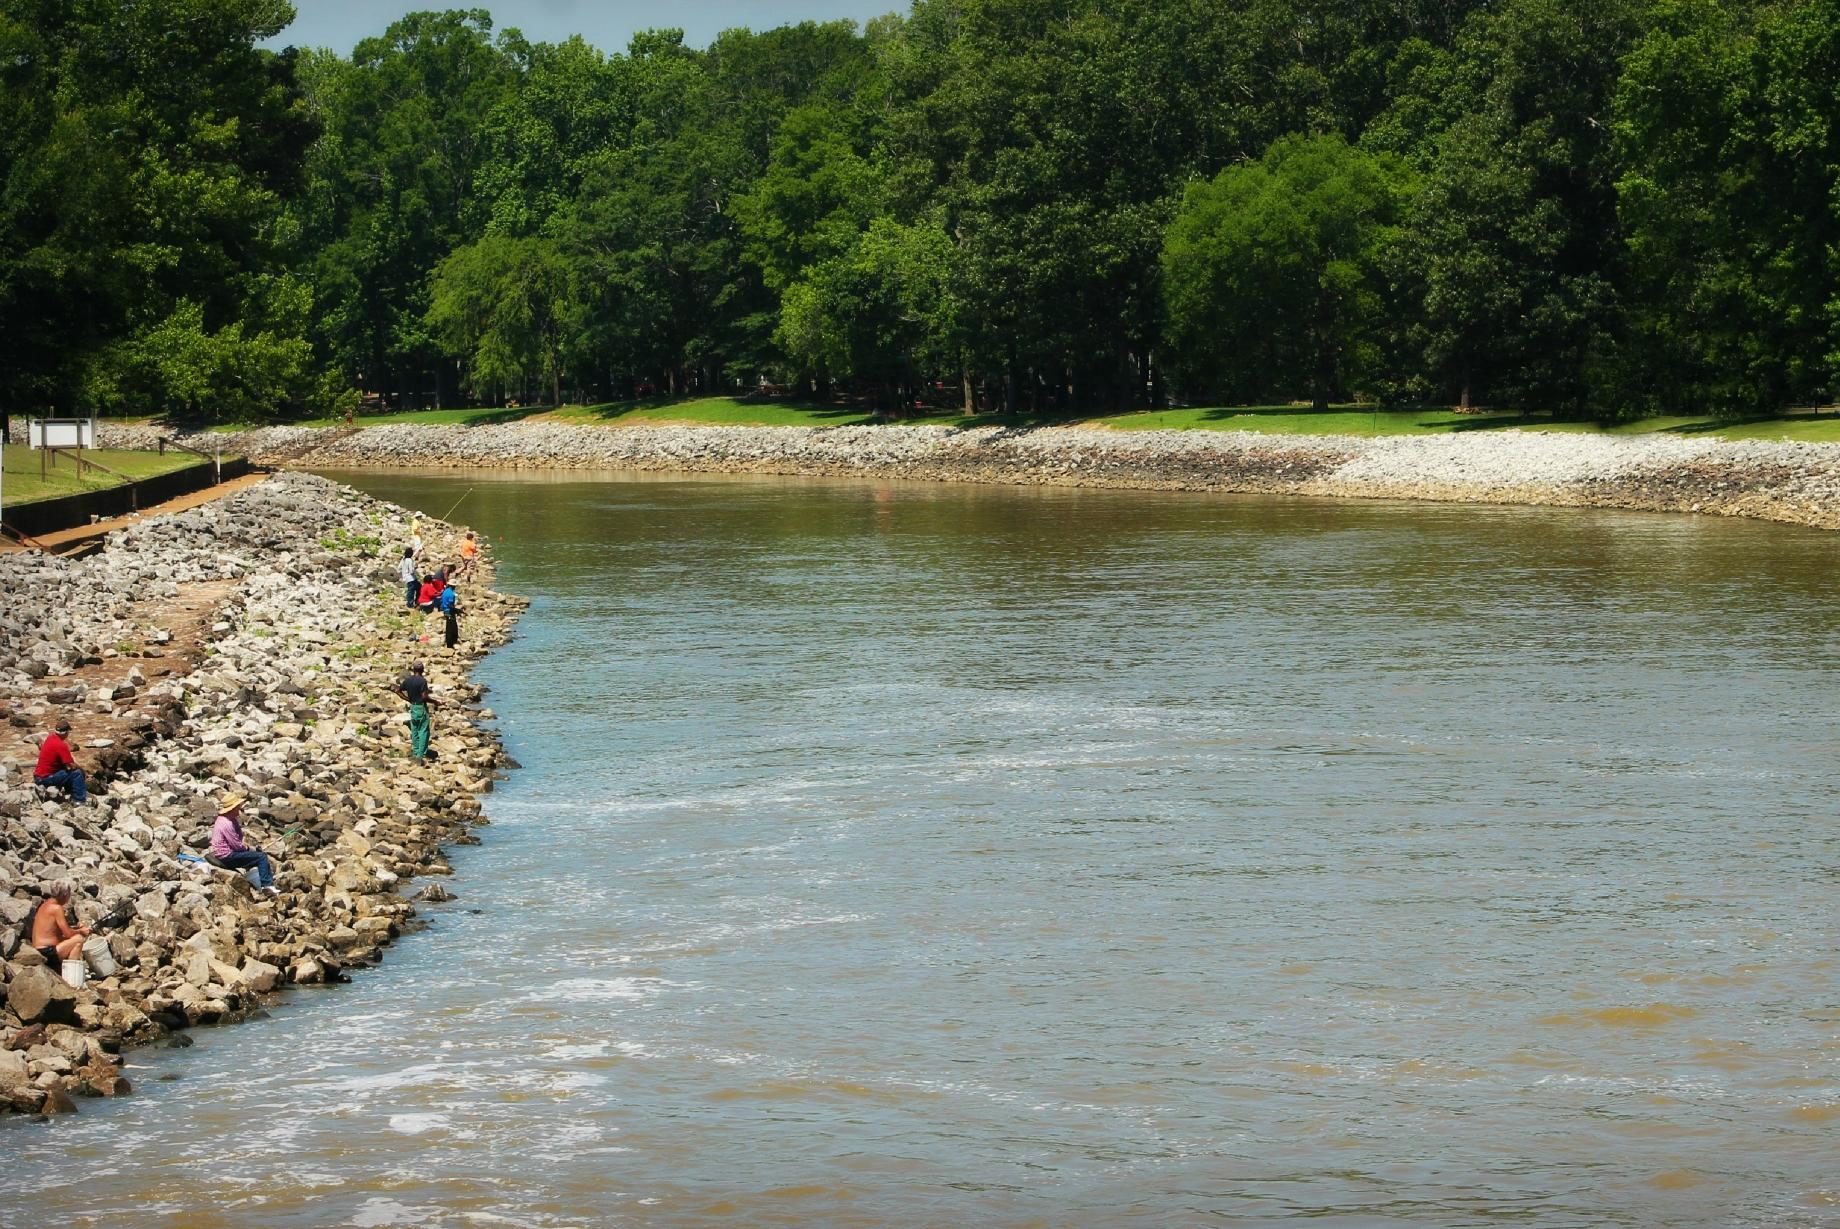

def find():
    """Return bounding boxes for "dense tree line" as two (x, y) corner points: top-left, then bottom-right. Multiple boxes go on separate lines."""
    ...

(4, 0), (1839, 421)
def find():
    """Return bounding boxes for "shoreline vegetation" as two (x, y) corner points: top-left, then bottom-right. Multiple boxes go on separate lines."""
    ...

(0, 473), (525, 1117)
(14, 4), (1840, 448)
(106, 418), (1840, 534)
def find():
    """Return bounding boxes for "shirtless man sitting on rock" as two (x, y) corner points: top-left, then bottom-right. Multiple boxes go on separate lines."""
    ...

(31, 883), (90, 970)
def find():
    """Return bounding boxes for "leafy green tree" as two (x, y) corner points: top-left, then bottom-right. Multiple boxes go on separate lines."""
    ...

(0, 0), (319, 419)
(777, 215), (959, 408)
(476, 33), (627, 237)
(292, 9), (514, 405)
(881, 0), (1179, 411)
(427, 234), (571, 404)
(552, 30), (728, 395)
(1380, 0), (1643, 414)
(1163, 133), (1413, 409)
(1613, 0), (1840, 416)
(733, 102), (885, 296)
(93, 282), (318, 421)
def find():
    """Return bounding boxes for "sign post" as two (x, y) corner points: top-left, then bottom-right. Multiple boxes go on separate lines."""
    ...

(28, 418), (98, 480)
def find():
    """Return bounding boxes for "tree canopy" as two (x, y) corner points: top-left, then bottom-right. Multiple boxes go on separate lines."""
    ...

(5, 0), (1839, 421)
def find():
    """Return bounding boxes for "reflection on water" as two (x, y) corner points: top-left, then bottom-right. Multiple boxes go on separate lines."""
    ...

(7, 474), (1840, 1228)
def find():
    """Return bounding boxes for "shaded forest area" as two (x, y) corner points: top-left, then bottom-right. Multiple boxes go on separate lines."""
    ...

(3, 0), (1838, 423)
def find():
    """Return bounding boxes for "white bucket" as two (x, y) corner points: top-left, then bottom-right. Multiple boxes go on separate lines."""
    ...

(61, 959), (87, 989)
(244, 867), (263, 888)
(82, 935), (118, 978)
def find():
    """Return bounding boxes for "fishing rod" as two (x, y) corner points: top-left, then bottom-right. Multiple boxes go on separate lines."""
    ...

(439, 486), (475, 523)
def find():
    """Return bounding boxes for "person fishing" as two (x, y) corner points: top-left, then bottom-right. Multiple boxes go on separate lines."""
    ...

(208, 793), (280, 896)
(33, 718), (87, 803)
(398, 546), (418, 609)
(439, 575), (461, 651)
(30, 883), (90, 970)
(454, 529), (480, 581)
(397, 660), (438, 760)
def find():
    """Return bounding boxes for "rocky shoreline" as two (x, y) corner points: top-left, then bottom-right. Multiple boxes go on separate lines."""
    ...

(96, 420), (1840, 532)
(0, 472), (525, 1117)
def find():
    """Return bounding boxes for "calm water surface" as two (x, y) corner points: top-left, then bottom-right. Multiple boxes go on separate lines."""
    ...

(7, 474), (1839, 1228)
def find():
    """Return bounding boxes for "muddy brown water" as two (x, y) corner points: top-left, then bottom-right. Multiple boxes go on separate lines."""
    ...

(6, 473), (1838, 1228)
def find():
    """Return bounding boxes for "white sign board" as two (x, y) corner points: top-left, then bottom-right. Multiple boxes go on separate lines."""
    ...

(28, 418), (97, 449)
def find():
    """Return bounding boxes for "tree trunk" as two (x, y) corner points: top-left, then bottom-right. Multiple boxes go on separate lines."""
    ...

(1312, 342), (1334, 412)
(961, 368), (974, 415)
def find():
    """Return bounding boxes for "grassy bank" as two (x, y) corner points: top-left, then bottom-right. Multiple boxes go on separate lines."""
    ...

(1090, 405), (1840, 440)
(1, 443), (205, 506)
(188, 397), (1840, 442)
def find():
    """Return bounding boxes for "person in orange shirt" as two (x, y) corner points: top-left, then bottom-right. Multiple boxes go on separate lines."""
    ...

(455, 530), (479, 581)
(33, 718), (87, 803)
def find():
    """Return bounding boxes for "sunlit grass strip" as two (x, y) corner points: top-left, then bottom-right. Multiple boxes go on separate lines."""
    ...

(2, 444), (206, 506)
(1093, 405), (1840, 441)
(203, 398), (1840, 441)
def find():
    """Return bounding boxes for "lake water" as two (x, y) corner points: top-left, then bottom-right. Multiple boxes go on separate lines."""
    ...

(6, 473), (1839, 1228)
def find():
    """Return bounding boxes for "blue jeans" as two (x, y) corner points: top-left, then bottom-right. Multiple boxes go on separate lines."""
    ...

(405, 579), (419, 608)
(219, 849), (274, 888)
(35, 767), (87, 803)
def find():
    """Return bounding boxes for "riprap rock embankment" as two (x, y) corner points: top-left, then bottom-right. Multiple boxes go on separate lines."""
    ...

(0, 472), (524, 1116)
(102, 421), (1840, 532)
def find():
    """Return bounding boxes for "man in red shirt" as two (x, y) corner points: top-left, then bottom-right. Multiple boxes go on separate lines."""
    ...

(34, 718), (87, 803)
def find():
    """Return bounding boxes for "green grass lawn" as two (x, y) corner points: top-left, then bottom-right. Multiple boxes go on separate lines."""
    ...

(543, 396), (887, 427)
(190, 398), (1840, 442)
(245, 398), (892, 429)
(1092, 404), (1840, 441)
(2, 443), (205, 506)
(1088, 405), (1512, 436)
(223, 405), (544, 429)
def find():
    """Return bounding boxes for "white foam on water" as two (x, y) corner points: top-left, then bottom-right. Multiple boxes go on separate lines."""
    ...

(388, 1112), (451, 1135)
(514, 976), (689, 1005)
(352, 1198), (436, 1227)
(320, 1059), (482, 1095)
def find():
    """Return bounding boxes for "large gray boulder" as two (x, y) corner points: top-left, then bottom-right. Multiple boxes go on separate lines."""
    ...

(6, 965), (77, 1025)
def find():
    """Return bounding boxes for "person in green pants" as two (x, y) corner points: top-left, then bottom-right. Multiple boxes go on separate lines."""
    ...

(396, 661), (437, 760)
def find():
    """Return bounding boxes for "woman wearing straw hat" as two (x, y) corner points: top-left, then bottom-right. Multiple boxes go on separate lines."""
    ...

(208, 793), (279, 896)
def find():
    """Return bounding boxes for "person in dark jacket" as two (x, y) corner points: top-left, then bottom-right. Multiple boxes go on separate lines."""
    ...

(439, 578), (461, 650)
(397, 661), (437, 759)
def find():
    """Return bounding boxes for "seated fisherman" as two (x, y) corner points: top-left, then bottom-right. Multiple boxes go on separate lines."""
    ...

(33, 718), (87, 803)
(31, 883), (90, 969)
(208, 792), (280, 896)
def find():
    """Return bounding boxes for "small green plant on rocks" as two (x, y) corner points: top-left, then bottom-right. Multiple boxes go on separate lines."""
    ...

(320, 527), (382, 554)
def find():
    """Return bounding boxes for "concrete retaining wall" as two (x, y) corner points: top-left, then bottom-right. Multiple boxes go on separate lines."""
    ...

(4, 458), (256, 539)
